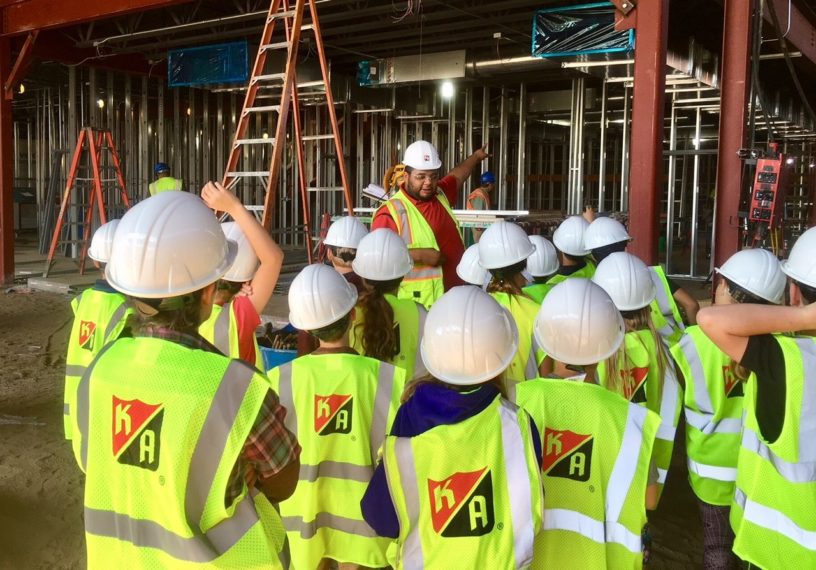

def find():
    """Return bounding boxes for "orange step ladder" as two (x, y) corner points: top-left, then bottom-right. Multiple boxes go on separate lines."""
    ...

(44, 128), (130, 277)
(222, 0), (354, 263)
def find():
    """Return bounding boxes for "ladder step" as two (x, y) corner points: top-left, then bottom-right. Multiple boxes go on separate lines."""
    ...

(226, 171), (270, 178)
(252, 73), (286, 83)
(267, 9), (296, 21)
(235, 138), (277, 146)
(244, 105), (281, 114)
(308, 186), (345, 192)
(260, 42), (290, 51)
(302, 134), (335, 141)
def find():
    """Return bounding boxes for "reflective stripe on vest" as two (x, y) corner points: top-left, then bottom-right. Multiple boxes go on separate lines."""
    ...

(277, 361), (396, 473)
(213, 301), (232, 355)
(280, 513), (379, 540)
(388, 197), (443, 284)
(105, 303), (130, 340)
(741, 428), (816, 483)
(734, 488), (816, 551)
(649, 266), (683, 337)
(687, 458), (737, 482)
(77, 356), (267, 561)
(657, 366), (680, 443)
(685, 409), (743, 435)
(413, 305), (428, 378)
(543, 509), (642, 554)
(393, 399), (536, 566)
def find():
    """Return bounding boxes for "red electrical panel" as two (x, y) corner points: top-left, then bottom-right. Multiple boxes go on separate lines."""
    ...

(748, 149), (789, 231)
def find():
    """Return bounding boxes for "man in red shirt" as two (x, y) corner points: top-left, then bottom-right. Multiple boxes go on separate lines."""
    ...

(371, 140), (489, 300)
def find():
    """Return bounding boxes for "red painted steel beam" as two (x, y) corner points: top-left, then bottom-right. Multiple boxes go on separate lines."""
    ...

(1, 0), (193, 37)
(766, 0), (816, 67)
(4, 30), (37, 99)
(713, 0), (753, 269)
(0, 38), (13, 283)
(626, 0), (669, 265)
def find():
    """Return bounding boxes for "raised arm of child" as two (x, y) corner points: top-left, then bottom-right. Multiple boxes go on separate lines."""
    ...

(201, 181), (284, 315)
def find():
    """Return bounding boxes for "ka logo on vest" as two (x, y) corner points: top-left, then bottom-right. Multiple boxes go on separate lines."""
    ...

(427, 468), (494, 537)
(314, 394), (353, 435)
(721, 366), (744, 398)
(543, 428), (593, 482)
(623, 367), (649, 404)
(112, 396), (163, 471)
(78, 320), (97, 351)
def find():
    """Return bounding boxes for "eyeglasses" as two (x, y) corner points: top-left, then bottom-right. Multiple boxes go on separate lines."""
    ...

(410, 172), (439, 183)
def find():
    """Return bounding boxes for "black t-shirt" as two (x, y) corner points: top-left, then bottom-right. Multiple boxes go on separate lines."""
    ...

(666, 276), (680, 295)
(740, 334), (787, 443)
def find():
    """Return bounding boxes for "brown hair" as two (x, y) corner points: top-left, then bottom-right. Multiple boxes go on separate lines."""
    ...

(130, 289), (206, 337)
(603, 306), (672, 401)
(486, 260), (532, 298)
(309, 313), (352, 342)
(354, 277), (402, 361)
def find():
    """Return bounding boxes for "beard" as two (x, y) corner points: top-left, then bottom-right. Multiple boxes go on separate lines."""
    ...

(404, 180), (437, 202)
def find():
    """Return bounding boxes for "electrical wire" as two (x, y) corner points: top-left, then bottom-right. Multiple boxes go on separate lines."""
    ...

(765, 0), (816, 128)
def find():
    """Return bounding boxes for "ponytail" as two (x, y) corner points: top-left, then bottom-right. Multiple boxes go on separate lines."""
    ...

(486, 260), (530, 298)
(354, 277), (402, 362)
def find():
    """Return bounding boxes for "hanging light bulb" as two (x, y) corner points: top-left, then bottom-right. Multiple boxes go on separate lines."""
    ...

(97, 98), (105, 109)
(440, 81), (454, 99)
(18, 84), (25, 95)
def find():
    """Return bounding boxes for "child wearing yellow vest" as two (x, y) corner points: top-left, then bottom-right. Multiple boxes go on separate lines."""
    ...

(363, 286), (544, 568)
(199, 182), (284, 369)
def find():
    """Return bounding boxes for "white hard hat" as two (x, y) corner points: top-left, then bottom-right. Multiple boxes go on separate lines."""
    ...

(478, 220), (535, 270)
(88, 219), (120, 263)
(717, 248), (786, 304)
(106, 192), (237, 298)
(457, 244), (489, 286)
(592, 252), (656, 311)
(352, 228), (413, 281)
(288, 264), (358, 330)
(403, 140), (442, 170)
(220, 222), (259, 283)
(527, 235), (559, 277)
(781, 226), (816, 289)
(584, 217), (632, 251)
(534, 279), (625, 366)
(420, 286), (519, 386)
(553, 215), (591, 256)
(324, 216), (368, 249)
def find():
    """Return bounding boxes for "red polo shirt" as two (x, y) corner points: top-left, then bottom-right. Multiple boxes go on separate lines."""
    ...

(371, 175), (465, 291)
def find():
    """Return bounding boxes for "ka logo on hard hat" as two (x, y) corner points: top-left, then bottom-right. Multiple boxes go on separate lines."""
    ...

(622, 367), (649, 404)
(543, 428), (593, 482)
(313, 394), (353, 435)
(111, 396), (163, 471)
(427, 468), (495, 537)
(722, 366), (745, 399)
(78, 320), (97, 351)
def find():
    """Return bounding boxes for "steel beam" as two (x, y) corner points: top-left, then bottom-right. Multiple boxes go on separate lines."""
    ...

(714, 0), (752, 269)
(765, 0), (816, 66)
(626, 0), (668, 265)
(0, 38), (13, 283)
(1, 0), (193, 36)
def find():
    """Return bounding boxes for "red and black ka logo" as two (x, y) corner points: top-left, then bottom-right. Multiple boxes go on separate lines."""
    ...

(722, 366), (744, 398)
(112, 396), (163, 471)
(623, 367), (649, 404)
(427, 468), (494, 537)
(314, 394), (353, 435)
(78, 320), (97, 351)
(543, 428), (593, 482)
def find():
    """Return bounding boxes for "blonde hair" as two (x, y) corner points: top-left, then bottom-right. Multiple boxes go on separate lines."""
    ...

(603, 306), (671, 402)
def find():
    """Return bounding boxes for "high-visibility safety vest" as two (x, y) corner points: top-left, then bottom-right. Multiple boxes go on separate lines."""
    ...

(545, 260), (596, 287)
(72, 337), (287, 568)
(350, 293), (428, 381)
(380, 189), (461, 309)
(198, 301), (264, 371)
(597, 329), (683, 501)
(522, 282), (556, 305)
(649, 265), (684, 346)
(515, 379), (660, 569)
(670, 326), (745, 506)
(148, 176), (183, 196)
(268, 353), (405, 569)
(466, 187), (492, 210)
(382, 395), (544, 569)
(730, 335), (816, 569)
(489, 291), (546, 396)
(64, 287), (131, 440)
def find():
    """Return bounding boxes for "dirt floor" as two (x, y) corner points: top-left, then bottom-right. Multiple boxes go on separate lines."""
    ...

(0, 285), (707, 569)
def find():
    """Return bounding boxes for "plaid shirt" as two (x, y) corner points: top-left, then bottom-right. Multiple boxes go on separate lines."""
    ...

(137, 326), (301, 504)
